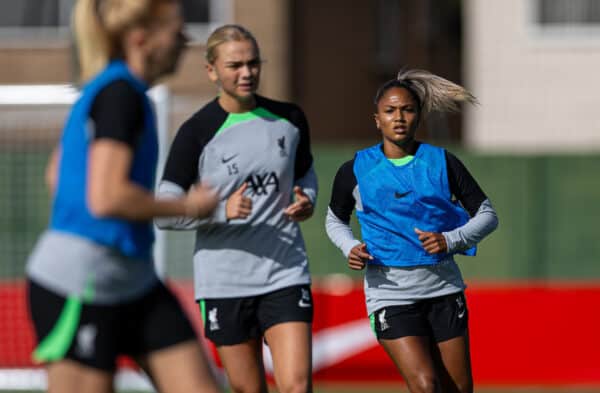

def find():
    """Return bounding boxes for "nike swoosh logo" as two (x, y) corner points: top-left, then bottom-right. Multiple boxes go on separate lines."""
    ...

(298, 299), (312, 308)
(221, 154), (238, 163)
(394, 191), (411, 199)
(458, 309), (465, 319)
(261, 319), (377, 373)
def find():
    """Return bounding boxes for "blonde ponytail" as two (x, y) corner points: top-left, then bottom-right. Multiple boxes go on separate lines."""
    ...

(396, 69), (478, 114)
(72, 0), (111, 82)
(72, 0), (175, 83)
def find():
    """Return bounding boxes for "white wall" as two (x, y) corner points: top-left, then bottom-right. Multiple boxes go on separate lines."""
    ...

(464, 0), (600, 152)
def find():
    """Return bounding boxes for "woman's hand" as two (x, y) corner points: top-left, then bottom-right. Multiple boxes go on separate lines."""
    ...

(226, 182), (253, 220)
(414, 228), (448, 254)
(184, 183), (219, 218)
(284, 186), (314, 222)
(348, 243), (373, 270)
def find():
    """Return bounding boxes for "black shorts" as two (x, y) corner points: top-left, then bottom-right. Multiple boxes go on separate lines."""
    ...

(199, 284), (313, 346)
(28, 280), (197, 372)
(370, 292), (468, 343)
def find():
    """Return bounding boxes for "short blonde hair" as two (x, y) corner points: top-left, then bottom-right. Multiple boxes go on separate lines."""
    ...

(205, 24), (260, 64)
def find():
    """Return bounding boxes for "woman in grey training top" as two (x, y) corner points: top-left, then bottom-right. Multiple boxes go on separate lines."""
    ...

(326, 69), (498, 393)
(157, 25), (317, 393)
(26, 1), (221, 392)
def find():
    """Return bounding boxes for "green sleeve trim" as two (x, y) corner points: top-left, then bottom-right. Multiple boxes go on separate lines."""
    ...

(369, 313), (378, 339)
(215, 107), (287, 136)
(33, 296), (82, 363)
(198, 299), (206, 329)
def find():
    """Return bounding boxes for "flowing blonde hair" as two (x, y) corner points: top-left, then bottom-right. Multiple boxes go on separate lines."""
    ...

(375, 69), (478, 114)
(72, 0), (175, 82)
(205, 24), (260, 64)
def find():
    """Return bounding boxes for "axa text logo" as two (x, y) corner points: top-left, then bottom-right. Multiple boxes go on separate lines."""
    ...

(245, 172), (280, 196)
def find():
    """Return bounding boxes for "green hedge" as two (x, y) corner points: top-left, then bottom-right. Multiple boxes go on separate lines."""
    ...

(302, 144), (600, 279)
(2, 145), (600, 280)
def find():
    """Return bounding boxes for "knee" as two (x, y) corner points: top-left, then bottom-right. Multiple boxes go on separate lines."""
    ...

(277, 375), (311, 393)
(455, 378), (473, 393)
(406, 373), (440, 393)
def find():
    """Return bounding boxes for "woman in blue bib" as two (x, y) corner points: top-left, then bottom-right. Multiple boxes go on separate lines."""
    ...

(26, 1), (221, 392)
(326, 69), (498, 393)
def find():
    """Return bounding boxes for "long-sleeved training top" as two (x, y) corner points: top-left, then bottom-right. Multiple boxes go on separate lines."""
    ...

(326, 144), (498, 315)
(157, 95), (317, 300)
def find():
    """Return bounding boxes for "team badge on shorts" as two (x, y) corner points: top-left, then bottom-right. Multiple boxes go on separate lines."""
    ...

(75, 324), (97, 358)
(456, 295), (466, 319)
(378, 309), (390, 331)
(298, 287), (311, 308)
(208, 307), (220, 331)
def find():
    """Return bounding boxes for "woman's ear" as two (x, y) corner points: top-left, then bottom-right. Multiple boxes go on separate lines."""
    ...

(122, 26), (148, 55)
(130, 27), (148, 48)
(205, 62), (219, 84)
(374, 113), (380, 130)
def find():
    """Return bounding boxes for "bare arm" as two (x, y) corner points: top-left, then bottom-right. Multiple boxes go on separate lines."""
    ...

(87, 139), (217, 221)
(45, 147), (60, 196)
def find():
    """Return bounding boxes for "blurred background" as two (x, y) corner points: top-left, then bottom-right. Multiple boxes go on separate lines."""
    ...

(1, 0), (600, 392)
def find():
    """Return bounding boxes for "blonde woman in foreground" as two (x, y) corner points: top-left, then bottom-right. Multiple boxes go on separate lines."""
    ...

(26, 1), (221, 392)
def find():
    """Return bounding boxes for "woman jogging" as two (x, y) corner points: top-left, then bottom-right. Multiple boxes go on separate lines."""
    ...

(325, 69), (498, 393)
(26, 1), (221, 392)
(156, 24), (317, 393)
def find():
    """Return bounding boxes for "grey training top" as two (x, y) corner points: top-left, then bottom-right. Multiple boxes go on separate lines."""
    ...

(27, 231), (159, 304)
(26, 81), (159, 304)
(325, 148), (498, 315)
(157, 96), (317, 300)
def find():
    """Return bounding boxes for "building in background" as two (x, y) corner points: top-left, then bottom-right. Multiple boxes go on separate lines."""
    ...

(290, 0), (463, 141)
(2, 2), (600, 388)
(464, 0), (600, 152)
(2, 0), (599, 148)
(0, 0), (294, 133)
(0, 0), (463, 142)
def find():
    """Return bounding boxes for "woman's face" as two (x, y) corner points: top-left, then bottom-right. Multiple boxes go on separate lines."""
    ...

(143, 1), (187, 82)
(374, 86), (420, 149)
(206, 39), (261, 103)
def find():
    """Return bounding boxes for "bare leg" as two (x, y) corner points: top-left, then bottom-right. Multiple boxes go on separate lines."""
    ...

(432, 332), (473, 393)
(46, 359), (114, 393)
(379, 336), (441, 393)
(264, 321), (312, 393)
(140, 339), (221, 393)
(217, 338), (267, 393)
